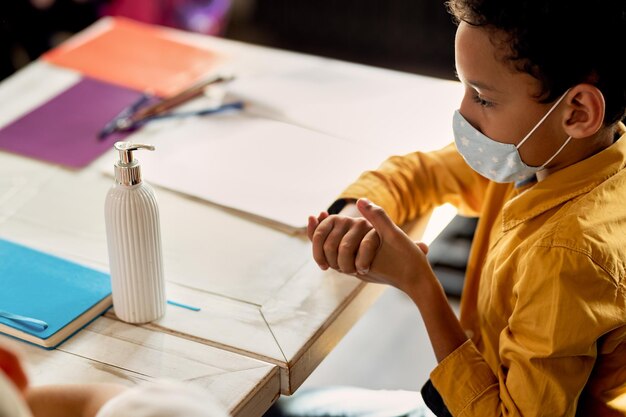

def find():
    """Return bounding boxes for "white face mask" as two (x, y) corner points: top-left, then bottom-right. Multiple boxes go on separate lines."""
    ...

(453, 90), (572, 183)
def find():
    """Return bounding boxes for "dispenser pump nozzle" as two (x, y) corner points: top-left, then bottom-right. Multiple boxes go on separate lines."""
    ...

(113, 141), (155, 186)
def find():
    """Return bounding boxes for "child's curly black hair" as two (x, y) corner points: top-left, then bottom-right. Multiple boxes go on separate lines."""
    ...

(447, 0), (626, 125)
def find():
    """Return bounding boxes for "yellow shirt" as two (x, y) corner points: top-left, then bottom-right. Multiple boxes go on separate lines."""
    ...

(340, 123), (626, 416)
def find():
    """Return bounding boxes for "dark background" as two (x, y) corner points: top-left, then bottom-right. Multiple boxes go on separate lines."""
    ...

(0, 0), (457, 82)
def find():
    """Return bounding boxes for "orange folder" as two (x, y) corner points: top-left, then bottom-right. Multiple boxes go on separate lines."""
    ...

(43, 17), (221, 97)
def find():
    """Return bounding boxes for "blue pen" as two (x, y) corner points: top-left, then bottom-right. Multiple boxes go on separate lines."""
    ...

(98, 93), (152, 140)
(126, 101), (244, 130)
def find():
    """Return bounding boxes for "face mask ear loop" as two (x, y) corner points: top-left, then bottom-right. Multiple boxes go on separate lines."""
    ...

(539, 135), (572, 169)
(516, 89), (571, 150)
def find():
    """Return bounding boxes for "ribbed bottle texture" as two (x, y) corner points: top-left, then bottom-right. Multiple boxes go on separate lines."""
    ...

(104, 182), (165, 324)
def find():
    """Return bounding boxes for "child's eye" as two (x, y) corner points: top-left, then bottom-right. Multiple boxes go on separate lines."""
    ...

(472, 94), (494, 108)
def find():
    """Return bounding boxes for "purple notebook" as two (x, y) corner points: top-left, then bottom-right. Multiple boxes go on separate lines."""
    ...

(0, 77), (142, 168)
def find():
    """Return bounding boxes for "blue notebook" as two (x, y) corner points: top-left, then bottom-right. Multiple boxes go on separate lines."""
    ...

(0, 238), (112, 349)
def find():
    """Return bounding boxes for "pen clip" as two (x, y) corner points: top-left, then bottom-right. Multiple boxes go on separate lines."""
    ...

(0, 309), (49, 332)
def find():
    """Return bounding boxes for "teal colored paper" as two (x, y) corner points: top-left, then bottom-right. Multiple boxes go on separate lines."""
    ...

(0, 238), (111, 341)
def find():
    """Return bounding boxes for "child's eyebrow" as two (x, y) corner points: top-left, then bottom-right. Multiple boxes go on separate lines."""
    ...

(454, 68), (501, 93)
(468, 79), (500, 93)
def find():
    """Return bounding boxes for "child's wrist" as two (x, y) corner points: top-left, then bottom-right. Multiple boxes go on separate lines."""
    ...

(405, 267), (446, 307)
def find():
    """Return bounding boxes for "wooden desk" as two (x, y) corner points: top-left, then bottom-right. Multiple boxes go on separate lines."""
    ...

(0, 18), (463, 415)
(16, 317), (279, 417)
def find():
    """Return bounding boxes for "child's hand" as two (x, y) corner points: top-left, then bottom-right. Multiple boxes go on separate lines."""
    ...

(349, 198), (431, 293)
(307, 200), (430, 294)
(307, 209), (380, 275)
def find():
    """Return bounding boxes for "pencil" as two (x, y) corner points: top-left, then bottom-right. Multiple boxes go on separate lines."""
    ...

(122, 101), (244, 131)
(131, 74), (235, 122)
(98, 74), (236, 139)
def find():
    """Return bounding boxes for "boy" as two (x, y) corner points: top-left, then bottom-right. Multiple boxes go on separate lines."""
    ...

(304, 0), (626, 415)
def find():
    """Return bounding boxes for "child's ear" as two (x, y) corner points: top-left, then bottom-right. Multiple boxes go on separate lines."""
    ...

(563, 84), (605, 138)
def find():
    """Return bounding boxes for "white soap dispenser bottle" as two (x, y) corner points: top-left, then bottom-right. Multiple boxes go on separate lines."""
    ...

(105, 142), (165, 324)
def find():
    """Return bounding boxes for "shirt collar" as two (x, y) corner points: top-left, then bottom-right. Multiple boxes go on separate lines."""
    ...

(502, 122), (626, 232)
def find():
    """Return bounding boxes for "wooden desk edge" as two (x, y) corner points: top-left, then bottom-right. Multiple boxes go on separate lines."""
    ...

(231, 365), (281, 417)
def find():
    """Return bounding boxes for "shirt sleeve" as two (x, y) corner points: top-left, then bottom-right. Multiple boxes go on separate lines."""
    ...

(95, 379), (230, 417)
(339, 144), (488, 225)
(430, 245), (625, 417)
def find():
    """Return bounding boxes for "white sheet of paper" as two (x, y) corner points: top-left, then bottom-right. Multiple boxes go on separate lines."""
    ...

(109, 113), (384, 232)
(226, 64), (463, 155)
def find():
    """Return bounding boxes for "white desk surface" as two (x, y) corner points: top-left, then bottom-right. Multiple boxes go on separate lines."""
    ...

(0, 18), (463, 415)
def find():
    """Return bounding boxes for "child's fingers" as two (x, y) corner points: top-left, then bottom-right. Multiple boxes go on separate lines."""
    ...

(307, 211), (329, 241)
(355, 228), (380, 275)
(357, 198), (399, 239)
(311, 217), (336, 269)
(337, 219), (373, 274)
(351, 273), (378, 284)
(307, 215), (319, 241)
(321, 219), (351, 270)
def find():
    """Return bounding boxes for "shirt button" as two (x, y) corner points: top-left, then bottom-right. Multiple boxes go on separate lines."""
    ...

(465, 329), (474, 339)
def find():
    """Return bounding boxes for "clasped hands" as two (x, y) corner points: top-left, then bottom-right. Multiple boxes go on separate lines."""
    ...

(307, 198), (432, 294)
